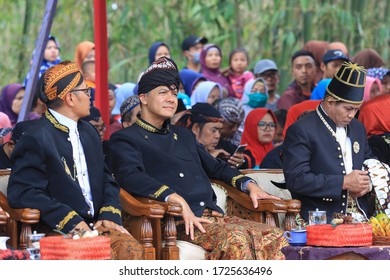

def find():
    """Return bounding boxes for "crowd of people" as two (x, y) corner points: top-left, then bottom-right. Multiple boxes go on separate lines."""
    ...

(0, 33), (389, 260)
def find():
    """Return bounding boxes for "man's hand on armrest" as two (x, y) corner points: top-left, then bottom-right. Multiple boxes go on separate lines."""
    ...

(247, 182), (281, 209)
(167, 193), (212, 240)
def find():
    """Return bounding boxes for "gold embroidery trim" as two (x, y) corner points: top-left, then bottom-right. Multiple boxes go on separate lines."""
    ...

(231, 174), (245, 188)
(150, 185), (170, 199)
(99, 206), (122, 217)
(57, 211), (78, 230)
(62, 157), (76, 181)
(334, 62), (366, 87)
(45, 110), (69, 133)
(135, 118), (158, 133)
(326, 88), (364, 104)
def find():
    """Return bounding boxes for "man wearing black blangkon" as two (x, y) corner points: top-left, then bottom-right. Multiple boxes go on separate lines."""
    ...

(109, 56), (288, 260)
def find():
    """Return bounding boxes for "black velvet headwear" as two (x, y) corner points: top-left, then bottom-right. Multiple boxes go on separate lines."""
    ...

(176, 102), (223, 128)
(138, 56), (181, 95)
(326, 61), (366, 104)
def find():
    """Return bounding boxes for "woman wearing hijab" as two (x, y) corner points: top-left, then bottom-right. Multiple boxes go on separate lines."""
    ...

(0, 83), (40, 127)
(240, 108), (277, 169)
(24, 35), (62, 87)
(239, 78), (268, 135)
(136, 42), (172, 83)
(200, 43), (234, 97)
(351, 48), (384, 69)
(282, 99), (321, 138)
(363, 76), (382, 102)
(367, 67), (390, 95)
(111, 82), (136, 119)
(358, 94), (390, 165)
(148, 42), (171, 65)
(74, 41), (95, 71)
(190, 81), (222, 106)
(179, 68), (207, 96)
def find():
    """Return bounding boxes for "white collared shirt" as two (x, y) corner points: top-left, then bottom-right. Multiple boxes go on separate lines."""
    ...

(320, 104), (353, 174)
(335, 127), (353, 174)
(49, 109), (94, 215)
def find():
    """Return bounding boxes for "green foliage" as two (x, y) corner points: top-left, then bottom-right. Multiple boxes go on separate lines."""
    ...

(0, 0), (388, 93)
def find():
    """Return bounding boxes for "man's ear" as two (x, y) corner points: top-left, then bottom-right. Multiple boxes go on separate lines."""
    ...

(191, 123), (200, 136)
(320, 62), (326, 73)
(139, 94), (148, 106)
(64, 92), (75, 107)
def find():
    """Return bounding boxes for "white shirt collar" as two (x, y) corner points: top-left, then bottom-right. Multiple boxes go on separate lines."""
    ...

(49, 108), (77, 133)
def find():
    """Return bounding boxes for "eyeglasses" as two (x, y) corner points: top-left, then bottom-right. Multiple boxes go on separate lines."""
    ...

(70, 87), (92, 97)
(258, 121), (276, 130)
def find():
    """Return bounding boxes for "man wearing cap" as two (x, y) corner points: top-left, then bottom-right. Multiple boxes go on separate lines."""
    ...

(182, 34), (208, 72)
(7, 61), (144, 260)
(119, 95), (141, 128)
(277, 50), (317, 110)
(311, 49), (350, 100)
(110, 56), (288, 260)
(283, 61), (374, 224)
(254, 59), (281, 111)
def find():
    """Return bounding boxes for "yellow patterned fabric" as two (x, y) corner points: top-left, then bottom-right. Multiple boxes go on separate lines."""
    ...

(43, 61), (82, 101)
(176, 214), (288, 260)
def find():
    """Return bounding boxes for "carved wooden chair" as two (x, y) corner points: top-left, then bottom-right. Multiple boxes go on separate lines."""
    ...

(119, 188), (182, 260)
(240, 169), (301, 231)
(119, 173), (299, 260)
(0, 169), (40, 249)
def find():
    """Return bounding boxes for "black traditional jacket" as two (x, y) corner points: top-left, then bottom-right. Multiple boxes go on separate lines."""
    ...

(283, 105), (373, 222)
(109, 117), (251, 217)
(8, 111), (122, 233)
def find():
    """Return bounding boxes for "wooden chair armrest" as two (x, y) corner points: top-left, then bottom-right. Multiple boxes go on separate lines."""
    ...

(284, 199), (301, 213)
(131, 196), (182, 217)
(211, 179), (287, 213)
(119, 188), (165, 218)
(0, 210), (7, 225)
(0, 192), (40, 224)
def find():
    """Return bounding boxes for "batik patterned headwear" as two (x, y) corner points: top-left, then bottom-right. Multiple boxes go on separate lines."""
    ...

(138, 56), (181, 95)
(214, 97), (245, 124)
(120, 95), (140, 119)
(41, 61), (83, 103)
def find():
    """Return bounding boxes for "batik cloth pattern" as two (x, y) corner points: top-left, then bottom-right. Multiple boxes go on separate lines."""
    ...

(176, 214), (288, 260)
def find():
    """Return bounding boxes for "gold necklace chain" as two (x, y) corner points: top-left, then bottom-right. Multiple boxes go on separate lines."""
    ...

(316, 107), (360, 216)
(316, 107), (348, 156)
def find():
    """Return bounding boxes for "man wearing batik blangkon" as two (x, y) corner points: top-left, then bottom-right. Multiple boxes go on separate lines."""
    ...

(7, 61), (143, 260)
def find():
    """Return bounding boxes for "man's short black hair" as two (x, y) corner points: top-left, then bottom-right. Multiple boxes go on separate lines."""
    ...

(291, 50), (315, 64)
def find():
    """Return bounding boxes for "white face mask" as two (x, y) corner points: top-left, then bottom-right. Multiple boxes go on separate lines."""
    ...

(188, 51), (200, 64)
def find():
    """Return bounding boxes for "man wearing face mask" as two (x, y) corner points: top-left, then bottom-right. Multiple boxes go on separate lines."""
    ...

(182, 35), (208, 73)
